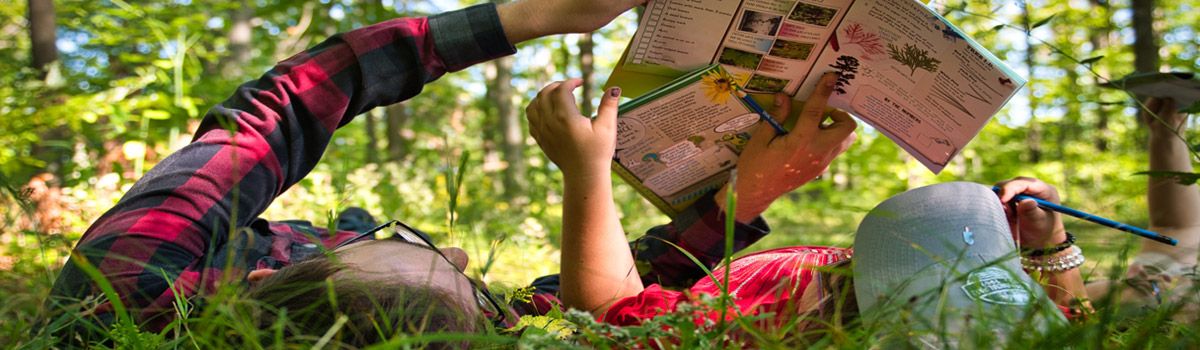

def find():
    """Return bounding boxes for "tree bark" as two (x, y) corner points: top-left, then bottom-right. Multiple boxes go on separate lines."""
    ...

(224, 0), (253, 78)
(365, 109), (379, 164)
(28, 0), (57, 74)
(491, 55), (527, 198)
(1131, 0), (1159, 74)
(385, 102), (410, 162)
(578, 32), (595, 117)
(1089, 0), (1112, 152)
(1021, 0), (1040, 163)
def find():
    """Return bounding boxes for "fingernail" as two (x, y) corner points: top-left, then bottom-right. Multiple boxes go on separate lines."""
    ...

(609, 87), (621, 97)
(774, 94), (785, 106)
(824, 73), (838, 88)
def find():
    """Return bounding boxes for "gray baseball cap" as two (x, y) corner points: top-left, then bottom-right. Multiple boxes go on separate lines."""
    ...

(852, 182), (1066, 347)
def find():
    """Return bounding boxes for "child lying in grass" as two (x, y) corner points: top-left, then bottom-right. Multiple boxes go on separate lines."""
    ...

(529, 75), (1197, 346)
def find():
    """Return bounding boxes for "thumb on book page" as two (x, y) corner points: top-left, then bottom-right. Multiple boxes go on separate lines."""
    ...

(595, 86), (622, 128)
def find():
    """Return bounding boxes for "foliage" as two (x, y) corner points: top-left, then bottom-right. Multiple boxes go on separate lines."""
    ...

(2, 0), (1200, 348)
(828, 55), (860, 95)
(717, 48), (763, 71)
(887, 42), (941, 76)
(841, 23), (885, 59)
(787, 3), (838, 27)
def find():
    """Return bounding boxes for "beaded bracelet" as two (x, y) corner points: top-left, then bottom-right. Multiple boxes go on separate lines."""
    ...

(1021, 232), (1076, 257)
(1020, 245), (1085, 272)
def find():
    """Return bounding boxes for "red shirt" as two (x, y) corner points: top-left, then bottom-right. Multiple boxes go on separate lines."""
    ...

(603, 246), (851, 326)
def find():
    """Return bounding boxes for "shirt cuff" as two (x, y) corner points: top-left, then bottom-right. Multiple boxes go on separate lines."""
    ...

(676, 192), (771, 257)
(429, 3), (518, 71)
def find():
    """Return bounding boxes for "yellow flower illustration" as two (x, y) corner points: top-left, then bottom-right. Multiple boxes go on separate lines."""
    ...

(700, 68), (737, 104)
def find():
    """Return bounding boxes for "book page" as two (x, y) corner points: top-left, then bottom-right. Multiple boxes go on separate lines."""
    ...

(717, 0), (854, 95)
(793, 0), (1024, 173)
(624, 0), (744, 75)
(615, 66), (761, 211)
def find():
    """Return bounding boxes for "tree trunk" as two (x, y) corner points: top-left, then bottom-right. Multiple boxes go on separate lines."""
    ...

(1021, 0), (1040, 163)
(365, 109), (379, 164)
(1089, 0), (1112, 152)
(224, 0), (253, 78)
(579, 32), (595, 117)
(492, 55), (527, 199)
(385, 102), (410, 162)
(1131, 0), (1159, 74)
(28, 0), (57, 74)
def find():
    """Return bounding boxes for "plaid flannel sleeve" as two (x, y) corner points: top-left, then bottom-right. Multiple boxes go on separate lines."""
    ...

(47, 3), (515, 334)
(631, 193), (771, 288)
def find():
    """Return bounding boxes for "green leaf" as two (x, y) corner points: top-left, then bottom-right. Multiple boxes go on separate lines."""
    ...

(992, 24), (1007, 32)
(1133, 171), (1200, 186)
(143, 109), (171, 120)
(1181, 100), (1200, 114)
(1078, 55), (1105, 65)
(1030, 14), (1056, 29)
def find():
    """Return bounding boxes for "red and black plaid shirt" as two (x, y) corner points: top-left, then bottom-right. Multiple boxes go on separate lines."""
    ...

(47, 2), (770, 335)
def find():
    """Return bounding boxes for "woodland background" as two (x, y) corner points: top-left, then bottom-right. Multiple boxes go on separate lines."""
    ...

(1, 0), (1198, 346)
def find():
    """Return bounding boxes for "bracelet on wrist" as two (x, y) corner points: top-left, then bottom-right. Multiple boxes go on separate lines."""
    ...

(1021, 245), (1085, 272)
(1021, 232), (1075, 257)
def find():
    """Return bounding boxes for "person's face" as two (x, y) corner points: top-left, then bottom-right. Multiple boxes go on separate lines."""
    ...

(333, 240), (480, 319)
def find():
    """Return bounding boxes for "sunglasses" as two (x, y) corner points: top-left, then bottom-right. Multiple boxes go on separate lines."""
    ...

(333, 220), (510, 328)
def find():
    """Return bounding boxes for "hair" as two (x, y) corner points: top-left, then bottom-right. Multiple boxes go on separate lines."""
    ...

(243, 253), (479, 348)
(790, 258), (859, 344)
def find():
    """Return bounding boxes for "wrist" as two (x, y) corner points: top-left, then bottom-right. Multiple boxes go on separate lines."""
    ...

(1021, 227), (1068, 250)
(562, 167), (611, 185)
(1021, 231), (1074, 256)
(713, 187), (768, 223)
(496, 0), (548, 44)
(1021, 244), (1085, 273)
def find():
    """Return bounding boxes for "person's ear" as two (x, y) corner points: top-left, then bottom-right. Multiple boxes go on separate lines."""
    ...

(247, 269), (278, 283)
(439, 247), (470, 271)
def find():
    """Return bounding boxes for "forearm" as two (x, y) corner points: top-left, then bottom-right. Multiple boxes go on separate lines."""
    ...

(560, 173), (643, 316)
(713, 186), (769, 223)
(1147, 128), (1200, 228)
(1038, 268), (1093, 314)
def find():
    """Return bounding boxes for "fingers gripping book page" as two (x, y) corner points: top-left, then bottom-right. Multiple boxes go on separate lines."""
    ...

(794, 0), (1024, 173)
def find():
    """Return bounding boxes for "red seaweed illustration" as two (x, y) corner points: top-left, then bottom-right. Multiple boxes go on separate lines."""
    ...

(842, 23), (884, 60)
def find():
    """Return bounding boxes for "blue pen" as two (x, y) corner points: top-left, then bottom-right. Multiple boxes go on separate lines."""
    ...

(733, 88), (788, 135)
(992, 187), (1178, 246)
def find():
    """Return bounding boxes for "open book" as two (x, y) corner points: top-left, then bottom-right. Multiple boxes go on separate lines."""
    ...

(1099, 71), (1200, 109)
(609, 0), (1024, 176)
(612, 64), (763, 216)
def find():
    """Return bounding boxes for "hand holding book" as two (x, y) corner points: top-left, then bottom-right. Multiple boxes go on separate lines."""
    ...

(527, 78), (623, 179)
(715, 73), (858, 222)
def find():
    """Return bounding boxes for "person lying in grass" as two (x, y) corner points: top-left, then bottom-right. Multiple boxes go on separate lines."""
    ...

(528, 74), (1200, 345)
(39, 0), (853, 347)
(41, 0), (673, 346)
(1083, 97), (1199, 320)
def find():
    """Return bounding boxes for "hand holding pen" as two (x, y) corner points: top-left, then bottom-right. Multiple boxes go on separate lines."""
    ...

(994, 178), (1177, 246)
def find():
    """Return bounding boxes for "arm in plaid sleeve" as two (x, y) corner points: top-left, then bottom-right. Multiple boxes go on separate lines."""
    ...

(47, 3), (515, 331)
(631, 193), (770, 288)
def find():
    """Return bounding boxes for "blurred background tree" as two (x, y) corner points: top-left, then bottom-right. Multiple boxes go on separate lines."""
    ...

(0, 2), (1198, 341)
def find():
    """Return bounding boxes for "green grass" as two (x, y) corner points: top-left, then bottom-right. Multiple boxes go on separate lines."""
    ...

(3, 164), (1199, 349)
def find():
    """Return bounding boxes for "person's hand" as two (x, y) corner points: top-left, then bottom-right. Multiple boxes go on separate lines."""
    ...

(1142, 97), (1186, 135)
(527, 79), (621, 179)
(715, 72), (858, 222)
(994, 177), (1067, 249)
(1142, 97), (1187, 136)
(498, 0), (647, 43)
